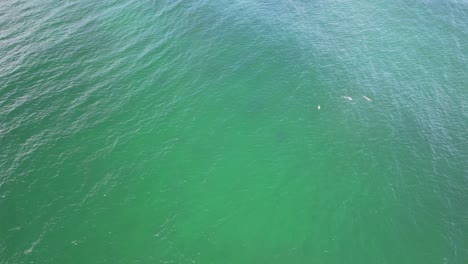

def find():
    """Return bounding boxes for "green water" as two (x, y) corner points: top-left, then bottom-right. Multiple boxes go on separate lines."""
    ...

(1, 0), (467, 263)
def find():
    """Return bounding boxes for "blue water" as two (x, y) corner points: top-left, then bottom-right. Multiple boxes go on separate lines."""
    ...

(1, 0), (467, 263)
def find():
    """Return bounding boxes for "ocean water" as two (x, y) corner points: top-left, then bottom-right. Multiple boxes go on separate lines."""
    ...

(1, 0), (467, 263)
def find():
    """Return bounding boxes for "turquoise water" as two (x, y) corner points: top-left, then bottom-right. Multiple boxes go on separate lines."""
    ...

(1, 0), (467, 263)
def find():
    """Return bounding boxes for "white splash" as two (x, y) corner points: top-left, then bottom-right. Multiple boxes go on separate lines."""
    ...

(317, 105), (321, 110)
(363, 96), (372, 101)
(341, 96), (353, 101)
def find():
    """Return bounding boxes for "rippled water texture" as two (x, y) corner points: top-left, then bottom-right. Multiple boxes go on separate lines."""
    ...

(1, 0), (467, 263)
